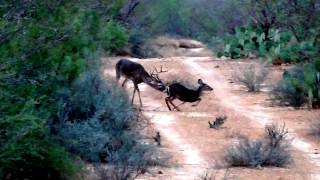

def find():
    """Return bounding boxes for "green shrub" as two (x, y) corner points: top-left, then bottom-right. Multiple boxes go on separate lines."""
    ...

(271, 79), (307, 107)
(218, 26), (319, 64)
(271, 67), (307, 107)
(271, 62), (320, 108)
(218, 26), (263, 59)
(0, 1), (129, 179)
(55, 72), (135, 161)
(99, 21), (129, 52)
(0, 102), (82, 180)
(54, 72), (168, 178)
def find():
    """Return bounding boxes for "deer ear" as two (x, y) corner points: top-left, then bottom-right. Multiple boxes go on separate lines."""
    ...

(198, 79), (203, 84)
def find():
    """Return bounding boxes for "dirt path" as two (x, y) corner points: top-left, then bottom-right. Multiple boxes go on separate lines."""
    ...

(183, 57), (320, 179)
(104, 56), (320, 180)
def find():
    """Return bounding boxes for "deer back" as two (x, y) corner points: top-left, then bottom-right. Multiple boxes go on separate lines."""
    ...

(116, 59), (165, 90)
(167, 83), (201, 102)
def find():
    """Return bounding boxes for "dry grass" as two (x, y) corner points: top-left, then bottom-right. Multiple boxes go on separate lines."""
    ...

(225, 124), (292, 168)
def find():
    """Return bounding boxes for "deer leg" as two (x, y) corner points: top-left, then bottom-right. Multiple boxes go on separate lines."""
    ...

(176, 102), (186, 107)
(165, 97), (172, 111)
(192, 98), (202, 107)
(131, 87), (136, 104)
(136, 85), (143, 106)
(122, 78), (128, 87)
(168, 97), (180, 111)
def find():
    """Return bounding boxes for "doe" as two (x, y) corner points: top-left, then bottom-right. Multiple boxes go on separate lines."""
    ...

(165, 79), (213, 111)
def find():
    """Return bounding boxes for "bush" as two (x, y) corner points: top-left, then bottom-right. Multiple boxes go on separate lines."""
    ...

(96, 165), (141, 180)
(270, 65), (320, 108)
(0, 102), (82, 180)
(54, 72), (134, 161)
(99, 21), (129, 52)
(218, 26), (281, 59)
(234, 63), (269, 92)
(0, 1), (129, 179)
(271, 78), (307, 107)
(54, 72), (168, 178)
(225, 124), (292, 168)
(218, 26), (319, 64)
(127, 29), (160, 58)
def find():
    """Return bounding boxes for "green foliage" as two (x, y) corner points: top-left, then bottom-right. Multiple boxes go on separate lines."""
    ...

(54, 72), (168, 178)
(0, 0), (129, 179)
(132, 0), (221, 39)
(218, 26), (263, 59)
(55, 72), (134, 161)
(271, 62), (320, 108)
(271, 77), (307, 107)
(219, 25), (320, 64)
(0, 101), (82, 179)
(99, 21), (129, 52)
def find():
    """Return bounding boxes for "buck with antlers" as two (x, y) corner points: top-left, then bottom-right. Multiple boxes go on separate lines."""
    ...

(165, 79), (213, 111)
(116, 59), (166, 106)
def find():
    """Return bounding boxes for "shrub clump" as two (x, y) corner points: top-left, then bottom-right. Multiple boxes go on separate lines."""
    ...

(234, 63), (269, 92)
(225, 124), (292, 168)
(53, 72), (168, 178)
(271, 61), (320, 108)
(0, 1), (130, 178)
(271, 79), (307, 107)
(271, 67), (306, 107)
(99, 21), (129, 52)
(0, 101), (82, 180)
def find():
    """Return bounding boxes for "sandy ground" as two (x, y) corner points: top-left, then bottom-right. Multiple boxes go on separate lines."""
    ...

(102, 56), (320, 180)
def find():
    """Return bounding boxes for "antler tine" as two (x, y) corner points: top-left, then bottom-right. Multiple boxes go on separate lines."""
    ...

(149, 69), (154, 76)
(158, 65), (168, 73)
(149, 65), (168, 83)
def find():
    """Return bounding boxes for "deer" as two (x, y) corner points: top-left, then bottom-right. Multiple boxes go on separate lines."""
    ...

(165, 79), (213, 111)
(116, 59), (166, 106)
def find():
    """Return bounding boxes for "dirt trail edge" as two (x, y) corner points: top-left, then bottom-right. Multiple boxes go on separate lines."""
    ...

(183, 57), (320, 180)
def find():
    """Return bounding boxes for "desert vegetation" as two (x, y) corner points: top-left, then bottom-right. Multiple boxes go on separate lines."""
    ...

(234, 63), (269, 92)
(1, 0), (320, 179)
(0, 1), (165, 179)
(225, 124), (292, 168)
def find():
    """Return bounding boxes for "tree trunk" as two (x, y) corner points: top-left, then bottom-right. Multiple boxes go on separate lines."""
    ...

(119, 0), (140, 22)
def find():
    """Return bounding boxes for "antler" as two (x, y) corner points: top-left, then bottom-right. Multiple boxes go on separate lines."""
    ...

(149, 66), (168, 83)
(155, 65), (168, 73)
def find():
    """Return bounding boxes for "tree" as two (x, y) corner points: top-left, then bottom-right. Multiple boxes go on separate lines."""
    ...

(245, 0), (280, 41)
(119, 0), (141, 22)
(277, 0), (320, 42)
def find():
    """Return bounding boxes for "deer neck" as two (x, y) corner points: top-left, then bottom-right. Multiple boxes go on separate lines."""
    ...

(141, 73), (153, 84)
(196, 86), (204, 97)
(141, 74), (157, 87)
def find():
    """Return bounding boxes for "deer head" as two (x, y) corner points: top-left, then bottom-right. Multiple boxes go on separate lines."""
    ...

(147, 66), (167, 91)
